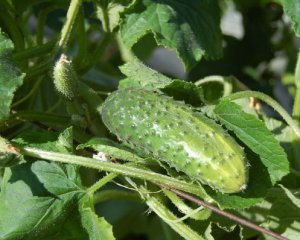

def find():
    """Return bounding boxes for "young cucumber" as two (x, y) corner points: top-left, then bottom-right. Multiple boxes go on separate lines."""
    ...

(101, 88), (248, 193)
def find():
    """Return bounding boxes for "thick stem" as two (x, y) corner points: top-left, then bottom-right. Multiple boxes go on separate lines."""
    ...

(20, 147), (209, 200)
(74, 8), (87, 66)
(58, 0), (82, 50)
(87, 173), (117, 194)
(225, 91), (300, 137)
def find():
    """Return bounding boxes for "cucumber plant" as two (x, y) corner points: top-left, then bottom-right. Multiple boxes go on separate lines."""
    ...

(0, 1), (300, 240)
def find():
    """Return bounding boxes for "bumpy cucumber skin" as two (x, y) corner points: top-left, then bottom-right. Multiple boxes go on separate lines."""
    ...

(53, 54), (78, 100)
(101, 88), (248, 193)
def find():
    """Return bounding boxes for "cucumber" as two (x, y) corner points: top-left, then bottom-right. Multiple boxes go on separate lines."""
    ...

(53, 54), (79, 100)
(101, 88), (248, 193)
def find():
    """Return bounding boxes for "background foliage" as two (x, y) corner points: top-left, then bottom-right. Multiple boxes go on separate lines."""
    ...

(0, 0), (300, 239)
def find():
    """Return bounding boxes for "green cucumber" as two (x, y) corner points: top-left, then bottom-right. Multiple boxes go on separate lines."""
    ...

(101, 88), (248, 193)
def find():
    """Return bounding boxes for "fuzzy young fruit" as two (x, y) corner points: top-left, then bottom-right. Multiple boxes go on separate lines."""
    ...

(53, 54), (78, 100)
(101, 88), (248, 193)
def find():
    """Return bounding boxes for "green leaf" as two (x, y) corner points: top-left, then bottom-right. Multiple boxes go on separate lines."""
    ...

(0, 31), (25, 120)
(262, 186), (300, 239)
(32, 161), (83, 196)
(280, 185), (300, 207)
(96, 0), (136, 32)
(0, 161), (84, 240)
(14, 127), (83, 187)
(119, 57), (173, 90)
(264, 118), (300, 184)
(12, 127), (74, 154)
(58, 126), (74, 152)
(214, 99), (289, 184)
(162, 79), (204, 106)
(79, 196), (115, 240)
(119, 57), (204, 105)
(53, 208), (89, 240)
(12, 131), (70, 153)
(120, 0), (223, 70)
(282, 0), (300, 36)
(6, 128), (115, 239)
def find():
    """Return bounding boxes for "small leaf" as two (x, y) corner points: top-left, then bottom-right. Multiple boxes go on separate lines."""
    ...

(214, 99), (289, 184)
(0, 30), (25, 120)
(280, 185), (300, 208)
(58, 126), (74, 153)
(162, 79), (204, 106)
(77, 137), (147, 163)
(119, 57), (173, 90)
(79, 196), (115, 240)
(96, 0), (136, 32)
(282, 0), (300, 36)
(12, 131), (69, 153)
(119, 57), (204, 105)
(120, 0), (223, 70)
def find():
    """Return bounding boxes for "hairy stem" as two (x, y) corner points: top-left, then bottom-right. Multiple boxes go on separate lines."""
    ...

(58, 0), (82, 50)
(87, 173), (117, 194)
(225, 91), (300, 137)
(20, 147), (209, 200)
